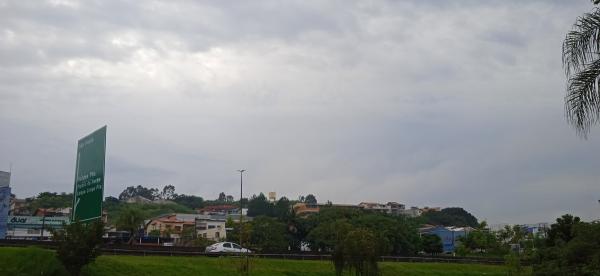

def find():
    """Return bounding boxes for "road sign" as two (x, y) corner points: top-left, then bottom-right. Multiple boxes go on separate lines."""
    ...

(72, 126), (106, 222)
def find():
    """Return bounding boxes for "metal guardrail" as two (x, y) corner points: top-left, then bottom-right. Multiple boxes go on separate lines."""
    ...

(0, 240), (514, 265)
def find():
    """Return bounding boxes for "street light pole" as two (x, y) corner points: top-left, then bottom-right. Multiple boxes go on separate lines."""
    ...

(237, 169), (247, 275)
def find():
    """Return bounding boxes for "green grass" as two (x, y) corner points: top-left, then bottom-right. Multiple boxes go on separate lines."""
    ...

(0, 247), (526, 276)
(0, 247), (68, 276)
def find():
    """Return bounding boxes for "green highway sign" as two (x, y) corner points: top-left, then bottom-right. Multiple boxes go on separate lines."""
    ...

(72, 126), (106, 222)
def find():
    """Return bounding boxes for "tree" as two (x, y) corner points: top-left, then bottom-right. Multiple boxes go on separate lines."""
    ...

(249, 216), (289, 252)
(307, 219), (352, 253)
(422, 234), (443, 255)
(218, 192), (226, 202)
(160, 185), (176, 200)
(460, 224), (500, 255)
(562, 0), (600, 136)
(115, 206), (146, 244)
(247, 193), (273, 217)
(226, 218), (252, 247)
(533, 215), (600, 275)
(305, 194), (317, 205)
(118, 185), (159, 201)
(226, 195), (234, 202)
(274, 197), (291, 220)
(546, 214), (581, 246)
(173, 194), (205, 209)
(52, 220), (104, 276)
(28, 192), (73, 213)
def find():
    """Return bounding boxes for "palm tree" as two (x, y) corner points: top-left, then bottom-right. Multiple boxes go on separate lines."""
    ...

(562, 0), (600, 137)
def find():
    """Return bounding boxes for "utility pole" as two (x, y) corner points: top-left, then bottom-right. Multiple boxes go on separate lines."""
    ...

(237, 169), (247, 275)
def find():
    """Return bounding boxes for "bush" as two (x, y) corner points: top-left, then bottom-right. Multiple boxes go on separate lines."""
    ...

(52, 220), (105, 276)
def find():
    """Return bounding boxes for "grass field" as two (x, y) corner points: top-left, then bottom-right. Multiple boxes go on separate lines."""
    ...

(0, 247), (526, 276)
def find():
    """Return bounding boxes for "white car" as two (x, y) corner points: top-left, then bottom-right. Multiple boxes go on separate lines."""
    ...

(205, 242), (252, 253)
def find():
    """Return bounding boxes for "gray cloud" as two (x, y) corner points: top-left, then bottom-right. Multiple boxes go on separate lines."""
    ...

(0, 0), (599, 224)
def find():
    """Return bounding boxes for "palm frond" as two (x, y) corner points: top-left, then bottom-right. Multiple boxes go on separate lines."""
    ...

(565, 58), (600, 137)
(562, 8), (600, 77)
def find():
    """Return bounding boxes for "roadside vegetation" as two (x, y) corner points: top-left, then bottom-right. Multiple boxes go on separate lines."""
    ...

(16, 185), (600, 275)
(0, 247), (514, 276)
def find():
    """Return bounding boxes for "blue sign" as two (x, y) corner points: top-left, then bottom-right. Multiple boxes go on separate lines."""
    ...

(0, 186), (10, 239)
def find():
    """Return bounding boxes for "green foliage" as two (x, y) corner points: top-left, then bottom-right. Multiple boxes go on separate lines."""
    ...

(533, 215), (600, 275)
(307, 219), (353, 253)
(455, 244), (469, 257)
(274, 196), (291, 220)
(27, 192), (73, 213)
(305, 194), (317, 205)
(172, 194), (205, 209)
(303, 208), (420, 256)
(459, 228), (501, 256)
(104, 200), (193, 226)
(226, 219), (252, 247)
(247, 193), (272, 217)
(562, 5), (600, 136)
(545, 214), (581, 246)
(422, 234), (443, 255)
(245, 194), (294, 220)
(421, 207), (478, 227)
(249, 216), (289, 252)
(52, 220), (105, 276)
(352, 214), (419, 255)
(118, 185), (159, 201)
(160, 185), (176, 200)
(115, 206), (146, 243)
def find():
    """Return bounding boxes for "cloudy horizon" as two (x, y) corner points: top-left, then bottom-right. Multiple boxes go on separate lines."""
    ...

(1, 0), (599, 225)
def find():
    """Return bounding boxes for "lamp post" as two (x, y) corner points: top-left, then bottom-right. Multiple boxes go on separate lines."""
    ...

(237, 169), (247, 275)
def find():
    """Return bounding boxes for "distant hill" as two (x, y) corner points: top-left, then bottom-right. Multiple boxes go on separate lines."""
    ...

(421, 207), (478, 227)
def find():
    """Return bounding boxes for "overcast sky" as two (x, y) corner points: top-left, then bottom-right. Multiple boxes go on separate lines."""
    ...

(1, 0), (599, 224)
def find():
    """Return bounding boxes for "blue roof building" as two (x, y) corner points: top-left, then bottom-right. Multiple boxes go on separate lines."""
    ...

(420, 226), (471, 253)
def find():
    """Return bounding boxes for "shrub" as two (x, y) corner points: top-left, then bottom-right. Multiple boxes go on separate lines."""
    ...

(52, 219), (105, 276)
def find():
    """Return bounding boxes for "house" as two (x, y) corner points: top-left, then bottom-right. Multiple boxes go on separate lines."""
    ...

(9, 196), (30, 216)
(33, 207), (71, 217)
(196, 205), (240, 215)
(358, 202), (389, 213)
(292, 203), (320, 216)
(195, 217), (226, 240)
(399, 207), (422, 218)
(358, 202), (413, 216)
(420, 226), (472, 253)
(145, 213), (227, 241)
